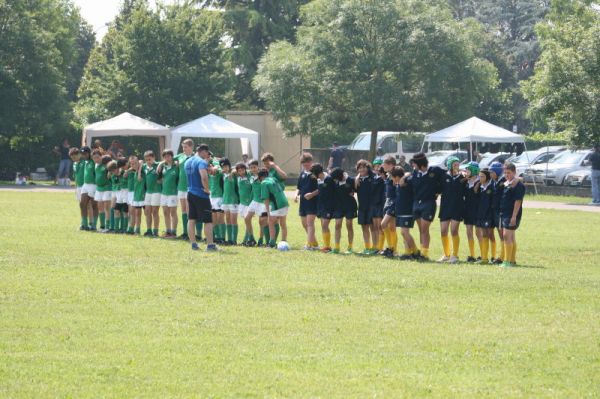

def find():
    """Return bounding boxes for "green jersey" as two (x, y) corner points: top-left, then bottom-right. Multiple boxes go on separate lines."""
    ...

(175, 153), (191, 192)
(133, 172), (146, 202)
(251, 175), (262, 203)
(237, 173), (253, 206)
(160, 163), (178, 196)
(83, 159), (95, 184)
(269, 167), (286, 190)
(261, 177), (289, 210)
(209, 163), (224, 198)
(73, 161), (85, 187)
(127, 170), (136, 191)
(95, 164), (110, 192)
(111, 173), (121, 192)
(142, 162), (161, 194)
(222, 173), (239, 205)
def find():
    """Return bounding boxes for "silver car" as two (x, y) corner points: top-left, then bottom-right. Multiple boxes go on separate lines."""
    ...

(564, 168), (592, 187)
(525, 150), (593, 185)
(509, 147), (566, 179)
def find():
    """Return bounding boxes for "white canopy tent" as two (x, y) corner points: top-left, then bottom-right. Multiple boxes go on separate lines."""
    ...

(82, 112), (172, 150)
(423, 117), (525, 145)
(170, 114), (260, 157)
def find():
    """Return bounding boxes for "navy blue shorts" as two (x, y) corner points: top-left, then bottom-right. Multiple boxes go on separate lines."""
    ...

(476, 218), (494, 229)
(318, 209), (335, 220)
(501, 216), (521, 230)
(358, 208), (372, 225)
(369, 205), (384, 220)
(383, 204), (396, 217)
(299, 197), (318, 217)
(439, 204), (463, 222)
(493, 213), (501, 229)
(396, 215), (415, 228)
(463, 211), (477, 226)
(412, 200), (436, 222)
(334, 209), (357, 220)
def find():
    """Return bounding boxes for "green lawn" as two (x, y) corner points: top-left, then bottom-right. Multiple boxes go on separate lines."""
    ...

(526, 193), (592, 205)
(1, 192), (599, 397)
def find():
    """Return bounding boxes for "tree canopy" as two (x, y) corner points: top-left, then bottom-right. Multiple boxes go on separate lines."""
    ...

(254, 0), (502, 155)
(522, 0), (600, 146)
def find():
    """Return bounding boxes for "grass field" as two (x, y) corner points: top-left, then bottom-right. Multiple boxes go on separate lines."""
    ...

(1, 191), (599, 397)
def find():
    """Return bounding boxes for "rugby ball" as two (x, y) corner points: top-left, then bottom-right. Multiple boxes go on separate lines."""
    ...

(277, 241), (290, 251)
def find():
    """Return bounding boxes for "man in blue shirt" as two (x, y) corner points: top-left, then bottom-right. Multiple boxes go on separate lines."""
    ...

(185, 144), (216, 251)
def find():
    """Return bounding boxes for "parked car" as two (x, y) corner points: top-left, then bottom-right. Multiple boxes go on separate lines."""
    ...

(564, 168), (592, 187)
(524, 150), (593, 185)
(475, 152), (514, 169)
(509, 146), (566, 178)
(426, 150), (469, 168)
(347, 131), (426, 160)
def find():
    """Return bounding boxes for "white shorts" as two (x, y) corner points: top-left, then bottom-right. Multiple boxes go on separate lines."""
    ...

(222, 203), (239, 213)
(117, 189), (128, 204)
(160, 195), (178, 207)
(270, 206), (289, 217)
(144, 192), (161, 207)
(132, 200), (145, 208)
(81, 183), (96, 197)
(210, 197), (223, 211)
(76, 186), (82, 201)
(247, 200), (266, 216)
(238, 204), (249, 218)
(178, 190), (188, 200)
(127, 192), (134, 205)
(94, 190), (111, 202)
(111, 191), (118, 201)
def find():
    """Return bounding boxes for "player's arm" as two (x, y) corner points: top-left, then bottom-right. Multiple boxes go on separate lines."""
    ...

(199, 167), (210, 194)
(271, 162), (287, 180)
(510, 184), (524, 226)
(304, 189), (319, 201)
(137, 161), (143, 181)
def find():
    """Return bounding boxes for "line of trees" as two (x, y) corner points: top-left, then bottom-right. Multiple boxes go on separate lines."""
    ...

(0, 0), (598, 177)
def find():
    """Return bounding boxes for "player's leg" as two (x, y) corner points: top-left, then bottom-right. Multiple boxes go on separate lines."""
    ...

(306, 214), (317, 249)
(449, 220), (461, 263)
(439, 220), (451, 261)
(320, 217), (331, 252)
(466, 224), (476, 262)
(279, 216), (288, 242)
(334, 218), (343, 253)
(345, 218), (354, 253)
(144, 204), (153, 236)
(418, 218), (432, 260)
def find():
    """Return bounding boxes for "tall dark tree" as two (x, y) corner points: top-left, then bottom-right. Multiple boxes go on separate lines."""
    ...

(199, 0), (309, 108)
(0, 0), (94, 177)
(76, 2), (233, 129)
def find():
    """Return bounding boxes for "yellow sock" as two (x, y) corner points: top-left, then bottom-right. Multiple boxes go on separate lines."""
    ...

(499, 241), (505, 261)
(504, 243), (514, 263)
(491, 240), (497, 259)
(452, 235), (460, 257)
(411, 245), (418, 254)
(334, 242), (340, 251)
(312, 241), (319, 248)
(365, 242), (372, 250)
(511, 242), (517, 263)
(421, 247), (429, 258)
(347, 242), (353, 250)
(468, 239), (475, 258)
(324, 232), (332, 248)
(404, 246), (412, 255)
(481, 237), (489, 261)
(390, 230), (398, 253)
(377, 233), (385, 251)
(441, 235), (451, 257)
(383, 229), (391, 249)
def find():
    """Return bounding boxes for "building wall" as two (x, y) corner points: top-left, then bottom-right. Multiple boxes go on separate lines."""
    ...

(223, 111), (310, 178)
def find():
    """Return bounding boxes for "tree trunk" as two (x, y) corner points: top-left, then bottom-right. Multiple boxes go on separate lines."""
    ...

(368, 129), (378, 162)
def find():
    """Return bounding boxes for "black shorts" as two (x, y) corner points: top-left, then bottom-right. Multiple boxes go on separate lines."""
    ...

(299, 197), (318, 217)
(463, 210), (477, 226)
(188, 192), (213, 223)
(493, 213), (501, 229)
(357, 208), (372, 225)
(396, 215), (415, 228)
(115, 203), (129, 213)
(439, 204), (463, 222)
(369, 205), (384, 220)
(383, 204), (396, 217)
(412, 200), (436, 222)
(318, 209), (335, 220)
(333, 209), (357, 220)
(501, 216), (521, 231)
(476, 219), (494, 228)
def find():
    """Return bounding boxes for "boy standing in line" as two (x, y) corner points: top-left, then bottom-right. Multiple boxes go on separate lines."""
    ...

(296, 153), (319, 250)
(259, 168), (289, 248)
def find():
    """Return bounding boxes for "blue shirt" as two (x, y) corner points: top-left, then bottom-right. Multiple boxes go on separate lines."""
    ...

(185, 155), (209, 198)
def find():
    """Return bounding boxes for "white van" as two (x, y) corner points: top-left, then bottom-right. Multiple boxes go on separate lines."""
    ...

(347, 131), (426, 160)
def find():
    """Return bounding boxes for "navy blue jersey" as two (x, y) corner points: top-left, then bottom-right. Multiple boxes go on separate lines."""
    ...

(317, 175), (336, 213)
(385, 177), (395, 201)
(406, 166), (444, 202)
(370, 175), (385, 207)
(335, 177), (358, 213)
(440, 173), (466, 213)
(491, 176), (506, 214)
(356, 173), (373, 211)
(297, 170), (318, 195)
(476, 182), (494, 221)
(464, 179), (480, 222)
(395, 184), (414, 216)
(500, 180), (525, 218)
